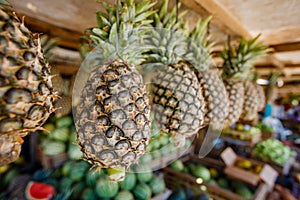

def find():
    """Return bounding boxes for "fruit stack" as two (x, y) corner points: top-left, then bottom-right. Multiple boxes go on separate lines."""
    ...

(165, 159), (260, 200)
(253, 139), (296, 166)
(222, 123), (262, 143)
(38, 115), (83, 168)
(15, 160), (167, 200)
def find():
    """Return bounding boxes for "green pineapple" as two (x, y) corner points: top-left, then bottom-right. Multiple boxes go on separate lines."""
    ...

(184, 17), (229, 127)
(75, 0), (155, 182)
(220, 35), (270, 125)
(143, 0), (205, 146)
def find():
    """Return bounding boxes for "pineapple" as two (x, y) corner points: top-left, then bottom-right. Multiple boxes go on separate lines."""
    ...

(0, 134), (23, 166)
(0, 5), (57, 137)
(241, 80), (260, 120)
(220, 35), (270, 125)
(184, 17), (229, 127)
(142, 0), (205, 146)
(255, 83), (265, 112)
(75, 0), (155, 181)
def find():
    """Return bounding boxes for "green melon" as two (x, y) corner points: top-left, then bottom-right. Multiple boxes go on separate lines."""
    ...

(133, 183), (152, 200)
(151, 150), (161, 159)
(159, 133), (169, 146)
(169, 160), (184, 172)
(114, 190), (134, 200)
(135, 165), (153, 183)
(149, 176), (166, 195)
(49, 127), (70, 142)
(59, 177), (74, 189)
(68, 143), (83, 160)
(85, 170), (101, 187)
(81, 188), (97, 200)
(56, 116), (73, 128)
(95, 176), (119, 199)
(69, 161), (90, 181)
(191, 165), (210, 181)
(62, 160), (76, 176)
(71, 182), (86, 199)
(119, 172), (136, 191)
(43, 140), (67, 156)
(167, 190), (186, 200)
(138, 153), (152, 164)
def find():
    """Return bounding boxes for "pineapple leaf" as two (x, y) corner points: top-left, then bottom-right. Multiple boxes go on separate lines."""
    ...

(0, 0), (10, 6)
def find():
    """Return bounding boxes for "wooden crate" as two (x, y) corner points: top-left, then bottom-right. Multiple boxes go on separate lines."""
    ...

(163, 167), (270, 200)
(37, 145), (69, 169)
(221, 130), (261, 146)
(251, 154), (296, 175)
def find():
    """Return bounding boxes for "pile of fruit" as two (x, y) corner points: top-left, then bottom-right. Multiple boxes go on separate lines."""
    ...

(235, 159), (263, 174)
(253, 139), (296, 165)
(39, 115), (83, 161)
(24, 160), (166, 200)
(167, 189), (211, 200)
(138, 128), (192, 166)
(222, 123), (261, 141)
(168, 160), (255, 200)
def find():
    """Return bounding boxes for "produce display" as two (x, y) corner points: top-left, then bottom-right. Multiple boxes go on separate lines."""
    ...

(253, 139), (296, 165)
(1, 0), (299, 199)
(3, 159), (166, 200)
(167, 160), (256, 199)
(167, 189), (211, 200)
(235, 159), (263, 174)
(39, 115), (83, 160)
(222, 123), (261, 141)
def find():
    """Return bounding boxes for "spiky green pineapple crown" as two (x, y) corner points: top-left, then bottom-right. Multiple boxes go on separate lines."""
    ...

(143, 0), (187, 65)
(82, 0), (156, 66)
(220, 35), (272, 81)
(184, 16), (214, 71)
(0, 0), (10, 6)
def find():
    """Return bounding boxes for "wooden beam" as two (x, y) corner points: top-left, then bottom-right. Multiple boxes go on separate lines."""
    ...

(270, 41), (300, 52)
(281, 75), (300, 83)
(180, 0), (251, 38)
(52, 63), (79, 75)
(18, 14), (82, 50)
(283, 67), (300, 76)
(278, 84), (300, 96)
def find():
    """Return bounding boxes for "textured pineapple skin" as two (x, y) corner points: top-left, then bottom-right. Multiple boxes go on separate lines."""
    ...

(0, 134), (22, 166)
(240, 80), (259, 121)
(151, 62), (204, 138)
(224, 80), (244, 126)
(75, 60), (151, 169)
(197, 69), (229, 126)
(255, 84), (265, 112)
(0, 10), (56, 137)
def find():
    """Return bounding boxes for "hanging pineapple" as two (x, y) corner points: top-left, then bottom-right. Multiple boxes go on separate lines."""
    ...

(266, 72), (280, 103)
(184, 17), (229, 127)
(74, 0), (155, 181)
(0, 1), (57, 165)
(220, 35), (270, 125)
(142, 0), (205, 147)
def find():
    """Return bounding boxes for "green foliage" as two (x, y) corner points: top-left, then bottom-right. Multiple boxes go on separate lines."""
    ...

(220, 35), (272, 81)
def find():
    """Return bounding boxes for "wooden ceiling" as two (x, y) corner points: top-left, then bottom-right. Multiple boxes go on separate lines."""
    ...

(8, 0), (300, 96)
